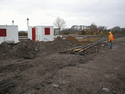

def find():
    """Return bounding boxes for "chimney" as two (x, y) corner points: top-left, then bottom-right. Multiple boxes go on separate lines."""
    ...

(12, 20), (14, 25)
(27, 18), (29, 32)
(27, 18), (29, 27)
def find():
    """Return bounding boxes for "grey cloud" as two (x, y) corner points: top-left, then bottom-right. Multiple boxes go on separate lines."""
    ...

(0, 0), (125, 29)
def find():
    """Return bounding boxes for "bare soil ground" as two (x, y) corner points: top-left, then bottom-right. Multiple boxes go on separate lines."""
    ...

(0, 37), (125, 94)
(78, 38), (101, 44)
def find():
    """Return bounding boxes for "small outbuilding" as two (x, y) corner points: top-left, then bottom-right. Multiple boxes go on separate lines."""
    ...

(28, 26), (54, 42)
(0, 25), (19, 44)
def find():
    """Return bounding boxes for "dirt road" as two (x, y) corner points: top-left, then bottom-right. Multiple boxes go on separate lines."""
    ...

(0, 37), (125, 94)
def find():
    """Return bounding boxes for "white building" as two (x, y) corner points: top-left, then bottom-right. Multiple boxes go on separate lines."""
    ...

(0, 25), (19, 44)
(28, 26), (54, 42)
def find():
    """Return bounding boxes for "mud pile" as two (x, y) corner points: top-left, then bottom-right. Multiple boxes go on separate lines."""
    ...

(0, 43), (14, 59)
(41, 37), (80, 53)
(13, 39), (40, 59)
(66, 36), (79, 43)
(0, 37), (80, 60)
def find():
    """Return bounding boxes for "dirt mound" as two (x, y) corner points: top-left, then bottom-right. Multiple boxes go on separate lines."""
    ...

(0, 39), (41, 60)
(40, 37), (80, 54)
(0, 43), (14, 60)
(0, 37), (81, 60)
(0, 42), (11, 54)
(52, 37), (79, 51)
(13, 39), (40, 59)
(66, 36), (79, 43)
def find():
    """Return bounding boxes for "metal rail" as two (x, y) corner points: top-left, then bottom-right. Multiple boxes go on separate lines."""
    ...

(60, 38), (108, 55)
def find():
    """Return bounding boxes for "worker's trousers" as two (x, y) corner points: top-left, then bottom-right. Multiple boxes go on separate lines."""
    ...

(110, 41), (112, 49)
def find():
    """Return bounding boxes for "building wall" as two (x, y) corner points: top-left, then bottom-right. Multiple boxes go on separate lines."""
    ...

(0, 25), (18, 44)
(28, 26), (54, 42)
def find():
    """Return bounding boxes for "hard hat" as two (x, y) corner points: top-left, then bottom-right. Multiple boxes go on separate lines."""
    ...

(109, 32), (111, 33)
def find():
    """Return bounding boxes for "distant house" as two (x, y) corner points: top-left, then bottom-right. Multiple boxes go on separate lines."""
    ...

(71, 25), (80, 30)
(71, 25), (90, 31)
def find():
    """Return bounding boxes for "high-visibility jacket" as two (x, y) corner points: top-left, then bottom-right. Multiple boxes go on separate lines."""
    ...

(109, 33), (114, 41)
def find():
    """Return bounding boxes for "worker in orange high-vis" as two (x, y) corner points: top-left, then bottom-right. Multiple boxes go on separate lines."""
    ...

(108, 32), (114, 49)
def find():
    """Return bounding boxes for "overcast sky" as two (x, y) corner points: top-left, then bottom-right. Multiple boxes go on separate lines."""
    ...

(0, 0), (125, 31)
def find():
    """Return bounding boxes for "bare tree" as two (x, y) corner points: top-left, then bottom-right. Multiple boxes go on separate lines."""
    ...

(53, 17), (66, 34)
(98, 26), (107, 32)
(89, 23), (97, 34)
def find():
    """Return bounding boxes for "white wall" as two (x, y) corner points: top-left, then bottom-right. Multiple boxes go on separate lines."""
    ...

(28, 26), (54, 42)
(28, 26), (32, 39)
(0, 25), (19, 44)
(42, 26), (54, 41)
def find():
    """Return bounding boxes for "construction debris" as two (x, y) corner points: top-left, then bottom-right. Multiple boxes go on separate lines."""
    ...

(60, 39), (108, 55)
